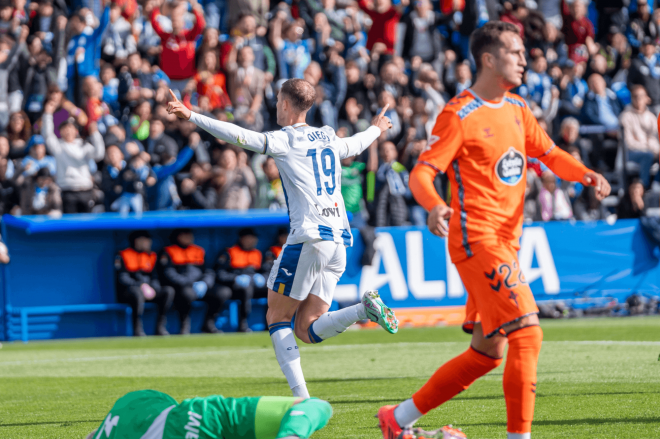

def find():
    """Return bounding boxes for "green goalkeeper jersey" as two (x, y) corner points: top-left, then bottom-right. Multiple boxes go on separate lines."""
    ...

(93, 390), (331, 439)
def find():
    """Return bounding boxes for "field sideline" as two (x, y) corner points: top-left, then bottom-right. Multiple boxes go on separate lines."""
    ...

(0, 317), (658, 438)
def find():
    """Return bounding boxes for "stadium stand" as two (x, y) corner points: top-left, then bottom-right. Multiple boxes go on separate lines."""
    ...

(0, 0), (659, 339)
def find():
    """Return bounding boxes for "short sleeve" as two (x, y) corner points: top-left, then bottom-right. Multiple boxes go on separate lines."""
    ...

(522, 104), (556, 158)
(416, 110), (464, 173)
(265, 130), (291, 157)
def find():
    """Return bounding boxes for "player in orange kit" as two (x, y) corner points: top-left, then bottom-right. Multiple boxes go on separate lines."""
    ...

(377, 22), (611, 439)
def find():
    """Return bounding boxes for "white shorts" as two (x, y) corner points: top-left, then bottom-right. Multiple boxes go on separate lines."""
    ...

(267, 239), (346, 305)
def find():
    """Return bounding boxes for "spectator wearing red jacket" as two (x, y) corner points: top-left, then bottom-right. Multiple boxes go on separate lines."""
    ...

(562, 0), (598, 64)
(358, 0), (409, 55)
(150, 0), (205, 91)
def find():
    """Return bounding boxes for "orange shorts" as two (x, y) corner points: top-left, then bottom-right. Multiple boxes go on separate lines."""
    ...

(456, 242), (539, 338)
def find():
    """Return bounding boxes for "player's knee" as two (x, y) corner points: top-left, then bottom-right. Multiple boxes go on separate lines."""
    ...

(472, 330), (507, 359)
(294, 325), (313, 344)
(470, 342), (506, 364)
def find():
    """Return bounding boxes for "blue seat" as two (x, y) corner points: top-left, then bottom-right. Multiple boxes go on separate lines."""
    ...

(5, 298), (277, 342)
(6, 304), (132, 343)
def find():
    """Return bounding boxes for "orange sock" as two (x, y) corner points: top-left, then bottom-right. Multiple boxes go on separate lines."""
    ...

(412, 346), (503, 414)
(503, 325), (543, 434)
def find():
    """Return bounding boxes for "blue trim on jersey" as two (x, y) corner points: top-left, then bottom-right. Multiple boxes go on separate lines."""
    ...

(280, 172), (291, 223)
(308, 324), (323, 344)
(418, 160), (441, 173)
(318, 225), (334, 241)
(274, 243), (304, 296)
(341, 229), (352, 246)
(505, 96), (526, 108)
(268, 322), (292, 335)
(457, 99), (483, 120)
(452, 160), (473, 258)
(540, 143), (556, 157)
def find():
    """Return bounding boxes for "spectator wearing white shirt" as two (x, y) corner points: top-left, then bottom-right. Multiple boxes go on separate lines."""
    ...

(620, 85), (660, 188)
(42, 99), (105, 213)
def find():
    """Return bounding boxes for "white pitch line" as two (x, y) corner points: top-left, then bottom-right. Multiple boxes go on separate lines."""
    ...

(0, 340), (657, 367)
(0, 348), (273, 367)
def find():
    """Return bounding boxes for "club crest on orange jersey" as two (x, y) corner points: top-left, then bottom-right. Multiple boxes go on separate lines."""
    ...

(496, 147), (525, 186)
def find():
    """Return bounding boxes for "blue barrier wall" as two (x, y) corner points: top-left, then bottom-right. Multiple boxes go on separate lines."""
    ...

(1, 211), (658, 340)
(0, 210), (290, 340)
(336, 220), (660, 308)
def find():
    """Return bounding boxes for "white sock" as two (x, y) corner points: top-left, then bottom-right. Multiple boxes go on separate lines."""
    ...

(507, 433), (531, 439)
(394, 398), (423, 428)
(269, 324), (308, 396)
(308, 303), (367, 341)
(291, 384), (310, 399)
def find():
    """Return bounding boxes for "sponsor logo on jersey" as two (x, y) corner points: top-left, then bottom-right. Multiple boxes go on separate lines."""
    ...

(281, 268), (292, 276)
(183, 411), (203, 439)
(315, 203), (341, 218)
(427, 135), (440, 148)
(495, 147), (525, 186)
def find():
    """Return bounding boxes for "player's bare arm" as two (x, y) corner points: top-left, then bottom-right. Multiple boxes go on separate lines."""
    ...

(167, 89), (267, 153)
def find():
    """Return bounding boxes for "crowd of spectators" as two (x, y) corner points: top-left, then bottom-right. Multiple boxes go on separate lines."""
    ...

(0, 0), (658, 233)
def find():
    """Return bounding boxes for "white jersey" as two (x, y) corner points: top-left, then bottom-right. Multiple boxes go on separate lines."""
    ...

(187, 112), (381, 247)
(266, 123), (376, 247)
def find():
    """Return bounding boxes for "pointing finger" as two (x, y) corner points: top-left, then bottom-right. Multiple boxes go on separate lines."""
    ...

(379, 104), (389, 118)
(168, 89), (179, 102)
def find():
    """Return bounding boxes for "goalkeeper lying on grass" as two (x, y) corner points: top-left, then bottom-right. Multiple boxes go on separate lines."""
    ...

(87, 390), (331, 439)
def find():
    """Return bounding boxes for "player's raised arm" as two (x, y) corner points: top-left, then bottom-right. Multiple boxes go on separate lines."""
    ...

(340, 104), (393, 158)
(167, 89), (267, 154)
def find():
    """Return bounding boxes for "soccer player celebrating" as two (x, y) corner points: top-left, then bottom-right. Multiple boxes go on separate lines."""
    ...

(377, 22), (611, 439)
(87, 390), (332, 438)
(167, 82), (399, 399)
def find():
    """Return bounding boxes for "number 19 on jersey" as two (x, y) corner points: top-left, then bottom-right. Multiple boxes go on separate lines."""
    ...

(306, 148), (336, 196)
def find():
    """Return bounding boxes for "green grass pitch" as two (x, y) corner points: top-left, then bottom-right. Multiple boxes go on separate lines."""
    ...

(0, 316), (659, 438)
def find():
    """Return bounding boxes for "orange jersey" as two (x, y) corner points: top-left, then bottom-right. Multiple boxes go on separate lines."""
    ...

(415, 90), (588, 263)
